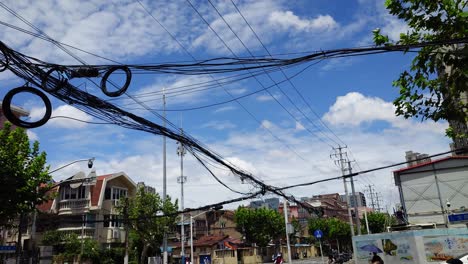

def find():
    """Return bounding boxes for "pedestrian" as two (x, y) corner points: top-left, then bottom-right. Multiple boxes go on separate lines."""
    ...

(328, 255), (336, 264)
(274, 253), (283, 264)
(371, 252), (384, 264)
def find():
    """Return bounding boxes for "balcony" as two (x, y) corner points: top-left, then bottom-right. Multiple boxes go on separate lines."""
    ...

(58, 199), (90, 215)
(57, 228), (95, 239)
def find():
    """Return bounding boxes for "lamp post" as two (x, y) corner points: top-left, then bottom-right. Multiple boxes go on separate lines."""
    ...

(190, 206), (222, 264)
(29, 157), (94, 264)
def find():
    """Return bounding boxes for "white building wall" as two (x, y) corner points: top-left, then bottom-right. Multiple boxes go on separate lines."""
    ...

(396, 159), (468, 225)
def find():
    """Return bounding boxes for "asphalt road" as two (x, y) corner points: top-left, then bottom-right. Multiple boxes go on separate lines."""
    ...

(265, 258), (355, 264)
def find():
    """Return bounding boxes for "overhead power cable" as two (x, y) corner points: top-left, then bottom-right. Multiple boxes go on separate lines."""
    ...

(136, 0), (308, 162)
(206, 0), (337, 147)
(229, 0), (344, 147)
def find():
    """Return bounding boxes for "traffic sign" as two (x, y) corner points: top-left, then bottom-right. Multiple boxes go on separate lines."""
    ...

(0, 245), (16, 253)
(448, 212), (468, 223)
(313, 229), (323, 239)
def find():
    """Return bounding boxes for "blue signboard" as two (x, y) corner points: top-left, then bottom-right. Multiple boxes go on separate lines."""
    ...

(0, 245), (16, 253)
(448, 212), (468, 223)
(314, 229), (323, 239)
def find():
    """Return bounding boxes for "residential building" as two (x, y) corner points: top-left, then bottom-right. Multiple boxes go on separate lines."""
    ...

(249, 198), (279, 211)
(340, 192), (367, 208)
(393, 155), (468, 226)
(302, 193), (349, 222)
(278, 202), (299, 222)
(35, 171), (137, 247)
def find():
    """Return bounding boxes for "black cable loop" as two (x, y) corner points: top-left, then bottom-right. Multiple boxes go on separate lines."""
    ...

(2, 86), (52, 128)
(100, 66), (132, 97)
(41, 66), (69, 92)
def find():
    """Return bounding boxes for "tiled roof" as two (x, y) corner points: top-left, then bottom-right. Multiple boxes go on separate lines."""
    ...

(193, 235), (229, 247)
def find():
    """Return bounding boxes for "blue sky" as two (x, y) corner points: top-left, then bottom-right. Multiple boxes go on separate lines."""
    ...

(0, 0), (451, 210)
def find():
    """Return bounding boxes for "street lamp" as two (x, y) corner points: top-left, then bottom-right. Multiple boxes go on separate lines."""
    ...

(190, 206), (223, 264)
(48, 157), (95, 174)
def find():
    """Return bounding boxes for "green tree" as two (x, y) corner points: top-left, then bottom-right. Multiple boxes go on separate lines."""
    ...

(234, 207), (285, 247)
(362, 212), (396, 234)
(290, 217), (302, 243)
(120, 188), (178, 264)
(0, 122), (51, 226)
(308, 217), (352, 251)
(374, 0), (468, 141)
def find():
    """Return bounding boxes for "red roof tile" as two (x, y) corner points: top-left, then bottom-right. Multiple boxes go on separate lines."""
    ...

(193, 235), (228, 247)
(393, 156), (468, 174)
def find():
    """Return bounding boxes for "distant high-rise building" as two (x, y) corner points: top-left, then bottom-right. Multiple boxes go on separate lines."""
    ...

(249, 197), (279, 210)
(405, 151), (431, 167)
(340, 192), (366, 208)
(137, 182), (156, 194)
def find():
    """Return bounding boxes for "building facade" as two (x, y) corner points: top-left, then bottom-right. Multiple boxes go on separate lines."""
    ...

(393, 155), (468, 226)
(249, 198), (280, 211)
(340, 192), (367, 208)
(37, 171), (137, 247)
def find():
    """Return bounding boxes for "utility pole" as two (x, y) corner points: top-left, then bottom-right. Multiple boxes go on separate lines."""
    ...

(348, 161), (361, 235)
(331, 146), (355, 237)
(162, 88), (168, 264)
(282, 199), (292, 264)
(124, 198), (129, 264)
(177, 129), (187, 264)
(367, 185), (376, 211)
(376, 194), (383, 213)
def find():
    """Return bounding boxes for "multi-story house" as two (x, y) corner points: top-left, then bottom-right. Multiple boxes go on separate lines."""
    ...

(37, 171), (137, 247)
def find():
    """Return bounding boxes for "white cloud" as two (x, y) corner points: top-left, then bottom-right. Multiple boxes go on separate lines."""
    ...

(202, 120), (236, 130)
(27, 130), (38, 141)
(256, 93), (281, 102)
(323, 92), (447, 134)
(260, 119), (274, 129)
(213, 105), (236, 113)
(295, 121), (305, 131)
(48, 104), (93, 128)
(269, 11), (337, 32)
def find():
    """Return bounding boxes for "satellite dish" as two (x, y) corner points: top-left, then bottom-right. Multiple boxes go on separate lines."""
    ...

(69, 171), (85, 188)
(83, 169), (97, 186)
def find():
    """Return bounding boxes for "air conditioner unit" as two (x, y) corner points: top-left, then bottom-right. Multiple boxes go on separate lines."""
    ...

(112, 229), (120, 239)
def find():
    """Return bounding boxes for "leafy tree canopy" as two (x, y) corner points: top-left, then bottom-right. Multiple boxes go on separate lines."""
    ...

(118, 187), (178, 264)
(234, 207), (285, 247)
(362, 211), (396, 234)
(374, 0), (468, 138)
(308, 217), (351, 242)
(0, 122), (50, 226)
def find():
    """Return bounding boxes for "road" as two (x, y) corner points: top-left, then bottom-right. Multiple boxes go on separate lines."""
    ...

(265, 258), (355, 264)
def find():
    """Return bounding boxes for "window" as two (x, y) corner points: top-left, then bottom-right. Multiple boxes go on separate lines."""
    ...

(60, 185), (86, 200)
(105, 187), (128, 200)
(103, 214), (122, 228)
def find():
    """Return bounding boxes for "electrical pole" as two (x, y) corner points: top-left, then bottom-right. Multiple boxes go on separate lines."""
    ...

(162, 88), (168, 264)
(177, 129), (187, 264)
(282, 199), (292, 264)
(348, 161), (361, 235)
(332, 146), (355, 237)
(124, 198), (129, 264)
(367, 185), (376, 211)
